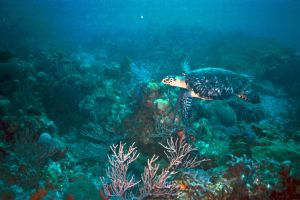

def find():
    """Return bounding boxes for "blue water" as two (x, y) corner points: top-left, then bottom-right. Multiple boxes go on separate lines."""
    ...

(1, 0), (300, 50)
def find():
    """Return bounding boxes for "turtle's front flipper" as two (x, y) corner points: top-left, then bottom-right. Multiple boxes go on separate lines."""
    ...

(237, 90), (260, 104)
(180, 90), (193, 125)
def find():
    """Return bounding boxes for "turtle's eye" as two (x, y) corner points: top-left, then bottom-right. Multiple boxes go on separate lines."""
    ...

(162, 76), (176, 84)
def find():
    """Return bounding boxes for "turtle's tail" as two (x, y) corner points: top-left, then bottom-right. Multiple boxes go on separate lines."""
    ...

(238, 90), (260, 104)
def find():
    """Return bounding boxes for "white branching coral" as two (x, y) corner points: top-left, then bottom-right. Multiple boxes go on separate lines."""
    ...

(101, 142), (140, 199)
(140, 154), (178, 198)
(101, 137), (205, 199)
(140, 137), (205, 198)
(160, 137), (205, 169)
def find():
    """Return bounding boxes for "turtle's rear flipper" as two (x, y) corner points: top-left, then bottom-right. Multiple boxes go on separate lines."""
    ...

(237, 90), (260, 104)
(180, 90), (193, 124)
(181, 55), (191, 74)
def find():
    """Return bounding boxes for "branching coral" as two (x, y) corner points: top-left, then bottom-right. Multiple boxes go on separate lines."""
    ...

(140, 154), (178, 198)
(140, 138), (205, 199)
(101, 138), (204, 199)
(101, 142), (140, 199)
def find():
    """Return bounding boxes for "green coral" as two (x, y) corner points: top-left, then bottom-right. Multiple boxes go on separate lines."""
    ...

(64, 177), (101, 200)
(252, 138), (300, 163)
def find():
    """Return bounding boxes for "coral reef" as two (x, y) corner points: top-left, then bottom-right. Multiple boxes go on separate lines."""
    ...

(0, 28), (299, 199)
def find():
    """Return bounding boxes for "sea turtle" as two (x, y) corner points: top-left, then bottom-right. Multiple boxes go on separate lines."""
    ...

(162, 58), (260, 124)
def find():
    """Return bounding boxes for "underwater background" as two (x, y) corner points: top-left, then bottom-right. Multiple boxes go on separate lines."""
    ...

(0, 0), (300, 199)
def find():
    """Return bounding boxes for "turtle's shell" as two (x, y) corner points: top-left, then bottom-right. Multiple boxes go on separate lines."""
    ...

(185, 68), (249, 100)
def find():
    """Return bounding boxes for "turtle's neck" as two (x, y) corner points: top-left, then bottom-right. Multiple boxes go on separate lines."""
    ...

(176, 76), (187, 89)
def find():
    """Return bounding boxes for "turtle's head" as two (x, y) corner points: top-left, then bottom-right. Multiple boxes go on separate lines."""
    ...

(162, 75), (187, 88)
(162, 76), (178, 86)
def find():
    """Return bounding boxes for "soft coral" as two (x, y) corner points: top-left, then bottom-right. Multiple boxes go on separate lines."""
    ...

(270, 167), (300, 199)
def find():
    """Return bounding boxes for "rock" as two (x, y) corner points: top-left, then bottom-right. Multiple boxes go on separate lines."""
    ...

(120, 56), (131, 71)
(293, 131), (300, 142)
(202, 101), (237, 127)
(64, 177), (102, 200)
(192, 118), (213, 138)
(79, 85), (133, 133)
(103, 64), (121, 78)
(44, 74), (101, 127)
(79, 88), (113, 123)
(154, 98), (169, 113)
(0, 50), (13, 63)
(281, 160), (292, 170)
(0, 189), (15, 200)
(0, 99), (11, 115)
(147, 82), (160, 92)
(260, 95), (291, 123)
(37, 132), (53, 143)
(36, 71), (48, 81)
(79, 123), (105, 143)
(0, 63), (18, 79)
(252, 138), (300, 163)
(26, 105), (42, 115)
(39, 115), (59, 135)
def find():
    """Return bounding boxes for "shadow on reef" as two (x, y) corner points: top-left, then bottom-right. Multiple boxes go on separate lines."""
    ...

(0, 50), (14, 63)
